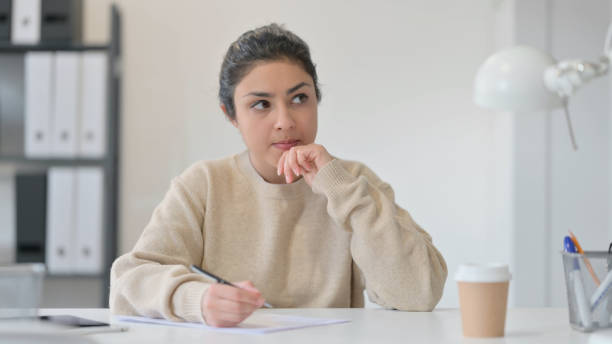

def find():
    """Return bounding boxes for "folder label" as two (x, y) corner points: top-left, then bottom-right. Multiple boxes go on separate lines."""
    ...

(11, 0), (40, 44)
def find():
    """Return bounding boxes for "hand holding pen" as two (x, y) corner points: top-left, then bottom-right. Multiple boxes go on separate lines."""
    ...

(190, 265), (272, 328)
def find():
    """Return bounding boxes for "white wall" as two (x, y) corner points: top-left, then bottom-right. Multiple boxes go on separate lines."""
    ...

(83, 0), (612, 308)
(506, 0), (552, 307)
(83, 0), (512, 309)
(547, 0), (611, 306)
(489, 0), (612, 307)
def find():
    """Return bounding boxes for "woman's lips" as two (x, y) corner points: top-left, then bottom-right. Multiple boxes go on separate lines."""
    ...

(272, 140), (300, 151)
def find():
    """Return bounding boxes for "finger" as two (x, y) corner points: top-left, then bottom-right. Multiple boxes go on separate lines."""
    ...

(306, 149), (318, 169)
(205, 310), (247, 328)
(287, 148), (300, 177)
(219, 285), (262, 306)
(312, 144), (333, 168)
(277, 152), (287, 176)
(282, 151), (294, 181)
(286, 148), (297, 176)
(290, 148), (305, 177)
(296, 150), (314, 173)
(205, 296), (259, 326)
(234, 280), (258, 291)
(214, 311), (249, 325)
(207, 319), (238, 328)
(202, 291), (258, 328)
(210, 284), (262, 306)
(296, 150), (307, 172)
(306, 159), (315, 172)
(278, 151), (290, 176)
(235, 281), (267, 307)
(211, 308), (254, 326)
(284, 151), (294, 183)
(208, 297), (259, 317)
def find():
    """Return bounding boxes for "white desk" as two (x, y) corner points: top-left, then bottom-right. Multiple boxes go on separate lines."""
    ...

(35, 308), (611, 343)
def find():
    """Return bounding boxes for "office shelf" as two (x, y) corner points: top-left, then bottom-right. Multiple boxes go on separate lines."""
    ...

(0, 5), (121, 308)
(0, 156), (107, 166)
(45, 273), (105, 278)
(0, 43), (109, 53)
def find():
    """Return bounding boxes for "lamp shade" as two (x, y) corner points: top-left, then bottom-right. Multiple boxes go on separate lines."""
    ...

(474, 46), (563, 112)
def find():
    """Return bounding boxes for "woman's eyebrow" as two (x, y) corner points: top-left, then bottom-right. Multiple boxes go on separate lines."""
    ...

(243, 82), (312, 98)
(243, 91), (272, 98)
(286, 82), (311, 95)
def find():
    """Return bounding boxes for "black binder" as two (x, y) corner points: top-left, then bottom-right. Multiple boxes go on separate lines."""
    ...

(0, 0), (10, 42)
(15, 173), (47, 263)
(0, 53), (25, 156)
(40, 0), (82, 44)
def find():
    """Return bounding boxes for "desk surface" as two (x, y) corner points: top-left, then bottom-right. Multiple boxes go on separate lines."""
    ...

(36, 308), (612, 344)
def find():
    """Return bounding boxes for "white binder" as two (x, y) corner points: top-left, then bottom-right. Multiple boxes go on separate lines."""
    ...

(11, 0), (40, 44)
(74, 167), (104, 274)
(46, 167), (76, 274)
(79, 52), (108, 158)
(52, 52), (80, 158)
(24, 52), (53, 158)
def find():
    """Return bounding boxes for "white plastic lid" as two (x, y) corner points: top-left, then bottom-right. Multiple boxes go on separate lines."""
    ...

(455, 263), (512, 283)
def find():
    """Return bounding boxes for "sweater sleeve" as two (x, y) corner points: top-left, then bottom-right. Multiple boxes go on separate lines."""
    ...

(311, 159), (448, 311)
(109, 176), (211, 323)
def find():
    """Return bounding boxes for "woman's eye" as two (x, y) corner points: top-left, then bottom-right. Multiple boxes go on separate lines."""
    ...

(291, 94), (308, 104)
(251, 100), (270, 110)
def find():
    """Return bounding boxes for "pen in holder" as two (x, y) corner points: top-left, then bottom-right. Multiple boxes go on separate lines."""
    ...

(561, 251), (612, 332)
(605, 244), (612, 327)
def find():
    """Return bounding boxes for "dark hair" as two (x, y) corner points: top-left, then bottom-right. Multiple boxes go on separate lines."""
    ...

(219, 23), (321, 120)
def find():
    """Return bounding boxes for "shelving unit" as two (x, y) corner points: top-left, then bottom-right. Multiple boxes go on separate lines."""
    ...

(0, 5), (121, 307)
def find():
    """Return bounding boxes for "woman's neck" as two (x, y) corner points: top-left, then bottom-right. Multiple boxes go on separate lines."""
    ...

(248, 152), (301, 185)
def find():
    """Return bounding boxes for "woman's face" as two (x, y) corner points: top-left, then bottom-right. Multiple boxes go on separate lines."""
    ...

(230, 60), (318, 183)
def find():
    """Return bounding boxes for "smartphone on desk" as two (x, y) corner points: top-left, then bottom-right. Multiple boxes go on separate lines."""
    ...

(39, 315), (128, 335)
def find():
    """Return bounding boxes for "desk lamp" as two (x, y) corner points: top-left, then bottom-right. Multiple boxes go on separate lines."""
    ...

(473, 24), (612, 150)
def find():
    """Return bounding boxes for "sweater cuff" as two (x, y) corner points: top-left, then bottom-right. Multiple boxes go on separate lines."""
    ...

(312, 159), (356, 198)
(171, 280), (209, 323)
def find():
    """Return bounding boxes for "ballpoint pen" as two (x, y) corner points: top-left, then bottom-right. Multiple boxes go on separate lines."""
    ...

(564, 236), (592, 328)
(190, 265), (273, 308)
(569, 231), (601, 286)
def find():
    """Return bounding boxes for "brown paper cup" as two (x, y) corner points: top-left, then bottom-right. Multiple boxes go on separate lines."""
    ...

(457, 281), (509, 337)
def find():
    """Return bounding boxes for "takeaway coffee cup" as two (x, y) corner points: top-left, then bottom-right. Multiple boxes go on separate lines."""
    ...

(456, 263), (512, 337)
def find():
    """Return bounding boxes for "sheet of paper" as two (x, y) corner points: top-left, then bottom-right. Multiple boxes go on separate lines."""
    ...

(115, 313), (350, 334)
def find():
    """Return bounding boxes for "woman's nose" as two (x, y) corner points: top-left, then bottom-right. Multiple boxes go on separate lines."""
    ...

(274, 105), (296, 130)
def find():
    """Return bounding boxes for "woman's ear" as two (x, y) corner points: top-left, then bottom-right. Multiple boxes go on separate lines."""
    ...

(220, 104), (238, 128)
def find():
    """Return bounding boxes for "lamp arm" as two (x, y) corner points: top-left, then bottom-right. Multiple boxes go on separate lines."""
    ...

(604, 21), (612, 55)
(544, 56), (609, 98)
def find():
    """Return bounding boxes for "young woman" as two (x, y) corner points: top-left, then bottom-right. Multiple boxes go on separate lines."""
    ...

(110, 24), (447, 328)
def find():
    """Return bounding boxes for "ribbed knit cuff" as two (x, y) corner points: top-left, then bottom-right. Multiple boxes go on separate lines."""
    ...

(171, 281), (209, 324)
(312, 159), (356, 198)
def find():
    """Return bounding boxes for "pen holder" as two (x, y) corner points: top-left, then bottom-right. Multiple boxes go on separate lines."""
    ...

(0, 263), (45, 319)
(561, 251), (612, 332)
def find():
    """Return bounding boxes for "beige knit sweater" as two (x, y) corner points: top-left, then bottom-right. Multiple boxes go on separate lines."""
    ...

(110, 151), (447, 323)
